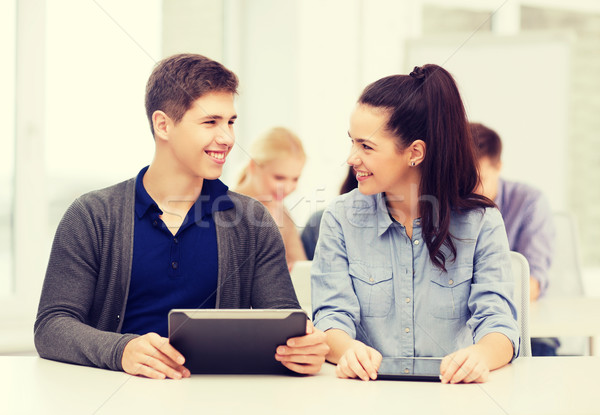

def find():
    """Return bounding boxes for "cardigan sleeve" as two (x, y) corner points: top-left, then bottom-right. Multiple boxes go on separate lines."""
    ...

(250, 205), (301, 309)
(34, 198), (137, 371)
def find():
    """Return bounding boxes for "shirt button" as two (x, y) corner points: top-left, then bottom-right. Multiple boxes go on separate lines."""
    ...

(173, 237), (179, 244)
(369, 277), (374, 282)
(405, 297), (411, 303)
(414, 240), (420, 245)
(404, 368), (410, 374)
(448, 279), (454, 285)
(116, 314), (120, 321)
(405, 327), (410, 333)
(171, 261), (179, 270)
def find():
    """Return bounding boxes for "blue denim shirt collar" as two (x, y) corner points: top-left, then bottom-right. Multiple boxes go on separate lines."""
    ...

(342, 191), (395, 238)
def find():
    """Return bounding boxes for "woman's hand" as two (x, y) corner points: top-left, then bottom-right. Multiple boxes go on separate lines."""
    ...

(335, 340), (382, 381)
(122, 333), (190, 380)
(440, 344), (490, 384)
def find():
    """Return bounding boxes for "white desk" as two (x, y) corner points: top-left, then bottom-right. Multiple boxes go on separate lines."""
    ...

(2, 356), (599, 415)
(530, 297), (600, 338)
(529, 297), (600, 355)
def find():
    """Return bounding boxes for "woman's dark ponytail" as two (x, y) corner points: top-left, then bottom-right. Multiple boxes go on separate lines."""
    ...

(359, 64), (494, 271)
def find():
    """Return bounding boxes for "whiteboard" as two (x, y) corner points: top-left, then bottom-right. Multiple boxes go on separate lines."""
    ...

(406, 33), (571, 210)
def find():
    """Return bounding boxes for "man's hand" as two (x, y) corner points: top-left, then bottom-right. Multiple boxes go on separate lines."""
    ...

(274, 320), (329, 375)
(335, 340), (382, 381)
(122, 333), (190, 380)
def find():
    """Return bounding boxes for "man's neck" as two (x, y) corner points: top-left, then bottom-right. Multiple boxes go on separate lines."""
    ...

(143, 157), (204, 214)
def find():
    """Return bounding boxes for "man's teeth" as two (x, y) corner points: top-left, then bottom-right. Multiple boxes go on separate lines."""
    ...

(357, 171), (372, 177)
(207, 152), (225, 160)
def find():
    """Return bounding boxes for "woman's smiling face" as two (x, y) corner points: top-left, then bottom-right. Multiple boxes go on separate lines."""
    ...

(346, 103), (412, 196)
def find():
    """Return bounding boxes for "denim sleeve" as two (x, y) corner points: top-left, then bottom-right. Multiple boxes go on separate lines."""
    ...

(512, 194), (555, 296)
(467, 208), (520, 359)
(311, 208), (360, 338)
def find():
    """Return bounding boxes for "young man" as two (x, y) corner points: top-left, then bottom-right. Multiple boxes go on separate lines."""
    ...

(471, 122), (558, 356)
(34, 54), (328, 379)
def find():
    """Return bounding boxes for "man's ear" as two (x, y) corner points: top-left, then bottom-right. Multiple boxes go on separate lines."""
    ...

(152, 110), (170, 141)
(409, 139), (427, 166)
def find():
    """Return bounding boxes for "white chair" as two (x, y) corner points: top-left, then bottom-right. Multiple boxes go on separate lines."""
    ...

(545, 211), (588, 355)
(546, 212), (585, 299)
(289, 260), (313, 314)
(510, 251), (532, 357)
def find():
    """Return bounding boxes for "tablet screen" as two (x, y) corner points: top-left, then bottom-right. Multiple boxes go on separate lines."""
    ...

(377, 357), (442, 382)
(168, 309), (307, 375)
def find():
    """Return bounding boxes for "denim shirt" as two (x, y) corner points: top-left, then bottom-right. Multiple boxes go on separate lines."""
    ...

(312, 189), (520, 358)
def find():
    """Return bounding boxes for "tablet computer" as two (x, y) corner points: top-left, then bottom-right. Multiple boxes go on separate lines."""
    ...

(377, 357), (443, 382)
(168, 309), (307, 375)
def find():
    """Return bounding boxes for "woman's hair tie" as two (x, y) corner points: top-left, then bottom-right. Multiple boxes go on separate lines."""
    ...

(409, 66), (425, 80)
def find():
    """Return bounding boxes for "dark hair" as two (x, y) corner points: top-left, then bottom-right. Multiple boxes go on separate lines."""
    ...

(340, 165), (358, 194)
(145, 53), (239, 136)
(358, 64), (494, 271)
(470, 122), (502, 163)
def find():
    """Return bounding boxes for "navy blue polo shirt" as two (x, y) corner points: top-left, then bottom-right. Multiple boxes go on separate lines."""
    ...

(121, 166), (234, 337)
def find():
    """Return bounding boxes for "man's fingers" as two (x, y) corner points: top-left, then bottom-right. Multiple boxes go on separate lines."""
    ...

(281, 361), (320, 375)
(145, 356), (183, 380)
(148, 334), (185, 366)
(287, 329), (326, 348)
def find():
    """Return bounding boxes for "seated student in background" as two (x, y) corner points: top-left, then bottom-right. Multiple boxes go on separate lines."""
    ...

(312, 65), (519, 384)
(235, 127), (307, 268)
(301, 166), (358, 260)
(471, 122), (558, 356)
(34, 54), (328, 379)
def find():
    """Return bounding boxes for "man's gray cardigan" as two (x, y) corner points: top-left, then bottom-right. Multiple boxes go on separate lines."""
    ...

(34, 177), (300, 371)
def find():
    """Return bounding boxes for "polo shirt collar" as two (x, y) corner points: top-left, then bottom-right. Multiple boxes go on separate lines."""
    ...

(135, 166), (161, 219)
(134, 166), (234, 221)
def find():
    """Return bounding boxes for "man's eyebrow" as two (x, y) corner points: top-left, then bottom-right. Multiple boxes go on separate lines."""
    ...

(200, 114), (238, 120)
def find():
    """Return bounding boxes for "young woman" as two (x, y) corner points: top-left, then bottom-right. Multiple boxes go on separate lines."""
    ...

(311, 65), (519, 384)
(236, 127), (307, 268)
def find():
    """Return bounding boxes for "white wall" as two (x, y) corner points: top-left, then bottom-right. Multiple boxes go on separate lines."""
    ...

(225, 0), (422, 227)
(406, 33), (571, 211)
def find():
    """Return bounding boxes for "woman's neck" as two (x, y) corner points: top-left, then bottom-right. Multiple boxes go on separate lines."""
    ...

(385, 182), (420, 238)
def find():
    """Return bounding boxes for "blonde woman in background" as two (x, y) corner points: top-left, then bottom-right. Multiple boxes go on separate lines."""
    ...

(236, 127), (307, 268)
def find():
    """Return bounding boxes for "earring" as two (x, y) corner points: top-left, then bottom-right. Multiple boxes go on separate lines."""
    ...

(410, 161), (416, 167)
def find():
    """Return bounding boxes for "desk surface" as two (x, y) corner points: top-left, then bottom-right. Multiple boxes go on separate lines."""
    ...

(530, 297), (600, 337)
(2, 356), (598, 415)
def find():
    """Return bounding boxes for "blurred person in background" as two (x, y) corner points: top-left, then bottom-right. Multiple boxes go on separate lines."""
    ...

(471, 122), (557, 356)
(301, 165), (358, 260)
(236, 127), (307, 268)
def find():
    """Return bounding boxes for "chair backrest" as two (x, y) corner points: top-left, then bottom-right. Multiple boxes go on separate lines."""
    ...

(546, 211), (585, 298)
(510, 251), (532, 357)
(289, 260), (313, 314)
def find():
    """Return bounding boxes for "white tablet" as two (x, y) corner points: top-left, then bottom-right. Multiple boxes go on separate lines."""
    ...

(168, 309), (307, 375)
(377, 357), (443, 382)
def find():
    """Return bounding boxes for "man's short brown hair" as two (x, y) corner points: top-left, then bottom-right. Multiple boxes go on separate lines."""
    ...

(470, 122), (502, 163)
(145, 53), (239, 135)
